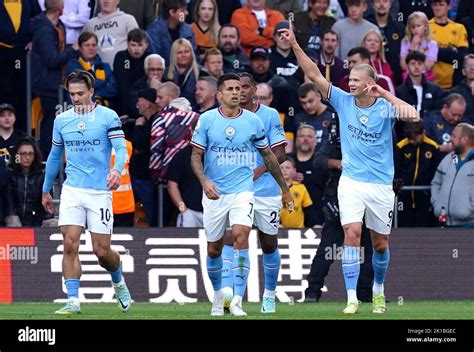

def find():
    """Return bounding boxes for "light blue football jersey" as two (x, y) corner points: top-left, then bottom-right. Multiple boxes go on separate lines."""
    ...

(327, 84), (396, 185)
(43, 104), (127, 192)
(191, 107), (269, 195)
(252, 103), (286, 197)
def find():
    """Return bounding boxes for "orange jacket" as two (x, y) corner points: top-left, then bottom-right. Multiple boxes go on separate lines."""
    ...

(111, 140), (135, 214)
(230, 6), (284, 56)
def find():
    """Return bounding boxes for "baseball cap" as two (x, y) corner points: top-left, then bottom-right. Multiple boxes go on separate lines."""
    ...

(274, 20), (290, 35)
(138, 88), (157, 102)
(250, 46), (271, 60)
(0, 103), (15, 114)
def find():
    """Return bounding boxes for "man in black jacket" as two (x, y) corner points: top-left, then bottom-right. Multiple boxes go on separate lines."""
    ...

(304, 115), (374, 302)
(395, 51), (447, 139)
(451, 54), (474, 124)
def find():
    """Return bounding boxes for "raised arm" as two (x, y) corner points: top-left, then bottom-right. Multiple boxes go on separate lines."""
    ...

(365, 85), (420, 122)
(278, 23), (330, 99)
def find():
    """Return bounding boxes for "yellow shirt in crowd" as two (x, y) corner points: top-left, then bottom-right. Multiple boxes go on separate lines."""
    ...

(280, 181), (313, 228)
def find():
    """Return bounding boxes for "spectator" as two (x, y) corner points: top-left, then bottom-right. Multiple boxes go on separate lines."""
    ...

(338, 47), (391, 92)
(331, 0), (379, 60)
(293, 0), (335, 51)
(107, 0), (156, 29)
(285, 83), (332, 153)
(399, 0), (433, 24)
(431, 122), (474, 227)
(0, 104), (27, 166)
(361, 29), (395, 87)
(130, 88), (160, 226)
(424, 93), (466, 153)
(127, 54), (165, 119)
(83, 0), (138, 67)
(166, 145), (204, 227)
(400, 12), (438, 81)
(113, 28), (151, 116)
(191, 0), (220, 59)
(395, 51), (446, 124)
(0, 0), (41, 133)
(164, 38), (201, 107)
(38, 0), (91, 44)
(364, 0), (399, 19)
(394, 121), (441, 227)
(31, 0), (78, 159)
(217, 24), (249, 73)
(147, 0), (197, 65)
(202, 47), (224, 79)
(459, 9), (474, 54)
(193, 76), (219, 113)
(66, 31), (117, 108)
(288, 124), (328, 225)
(230, 0), (285, 56)
(270, 21), (299, 81)
(5, 138), (49, 227)
(429, 0), (468, 89)
(150, 82), (199, 184)
(279, 156), (315, 227)
(266, 0), (301, 18)
(317, 30), (348, 87)
(111, 140), (135, 227)
(366, 0), (405, 85)
(247, 46), (297, 114)
(186, 0), (242, 26)
(450, 54), (474, 124)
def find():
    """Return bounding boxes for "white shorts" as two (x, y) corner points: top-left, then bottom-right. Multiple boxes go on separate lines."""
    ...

(177, 208), (204, 228)
(58, 185), (113, 234)
(337, 176), (395, 235)
(202, 191), (254, 242)
(254, 196), (282, 235)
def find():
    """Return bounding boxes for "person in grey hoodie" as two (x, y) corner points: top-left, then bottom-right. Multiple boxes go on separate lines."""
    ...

(82, 0), (138, 67)
(431, 123), (474, 227)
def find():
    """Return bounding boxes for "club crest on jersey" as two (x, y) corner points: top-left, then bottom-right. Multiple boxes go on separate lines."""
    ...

(225, 126), (235, 137)
(359, 114), (368, 126)
(77, 120), (86, 129)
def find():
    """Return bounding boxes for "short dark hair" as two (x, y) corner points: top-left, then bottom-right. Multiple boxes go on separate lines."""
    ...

(284, 155), (296, 167)
(218, 24), (240, 40)
(298, 83), (319, 98)
(217, 72), (240, 90)
(78, 31), (98, 47)
(346, 0), (366, 6)
(403, 121), (424, 139)
(321, 30), (338, 41)
(127, 28), (148, 43)
(238, 72), (256, 87)
(431, 0), (450, 5)
(162, 0), (187, 19)
(347, 47), (370, 61)
(65, 70), (95, 90)
(405, 51), (426, 65)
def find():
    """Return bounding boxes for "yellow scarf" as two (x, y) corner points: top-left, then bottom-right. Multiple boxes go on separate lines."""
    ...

(4, 0), (22, 33)
(78, 56), (106, 80)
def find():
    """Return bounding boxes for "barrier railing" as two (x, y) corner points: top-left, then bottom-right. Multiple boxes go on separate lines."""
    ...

(393, 185), (432, 228)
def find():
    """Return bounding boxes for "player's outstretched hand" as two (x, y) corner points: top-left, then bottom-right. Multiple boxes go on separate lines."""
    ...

(203, 180), (220, 200)
(107, 169), (122, 191)
(282, 190), (295, 213)
(42, 192), (54, 214)
(364, 84), (386, 98)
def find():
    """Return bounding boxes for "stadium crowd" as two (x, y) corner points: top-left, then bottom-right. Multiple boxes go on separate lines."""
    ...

(0, 0), (473, 229)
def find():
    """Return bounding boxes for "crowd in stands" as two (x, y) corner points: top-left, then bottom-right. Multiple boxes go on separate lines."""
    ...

(0, 0), (473, 228)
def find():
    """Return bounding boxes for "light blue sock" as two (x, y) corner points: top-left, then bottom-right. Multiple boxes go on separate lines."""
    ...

(342, 246), (360, 299)
(206, 255), (223, 291)
(64, 279), (80, 299)
(221, 244), (234, 291)
(263, 249), (281, 292)
(108, 263), (123, 284)
(233, 248), (250, 298)
(372, 247), (390, 285)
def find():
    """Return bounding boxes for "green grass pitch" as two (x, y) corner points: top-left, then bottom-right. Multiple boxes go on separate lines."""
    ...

(0, 301), (472, 320)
